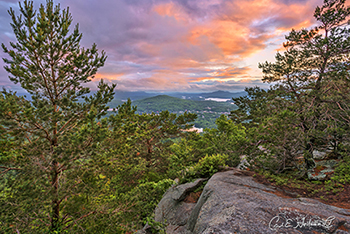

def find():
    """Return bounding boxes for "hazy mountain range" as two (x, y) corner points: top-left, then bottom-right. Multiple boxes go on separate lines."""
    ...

(107, 90), (246, 128)
(107, 90), (247, 108)
(113, 90), (247, 102)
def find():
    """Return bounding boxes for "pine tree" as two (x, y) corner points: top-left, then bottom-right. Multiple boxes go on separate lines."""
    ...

(0, 0), (115, 232)
(231, 0), (350, 173)
(261, 0), (350, 161)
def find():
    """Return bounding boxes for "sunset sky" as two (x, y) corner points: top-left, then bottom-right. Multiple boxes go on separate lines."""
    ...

(0, 0), (322, 92)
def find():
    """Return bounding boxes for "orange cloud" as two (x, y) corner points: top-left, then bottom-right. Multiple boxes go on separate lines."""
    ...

(192, 66), (251, 82)
(93, 73), (124, 81)
(185, 0), (318, 60)
(210, 67), (251, 78)
(96, 0), (321, 91)
(138, 42), (161, 57)
(189, 20), (274, 57)
(153, 2), (189, 22)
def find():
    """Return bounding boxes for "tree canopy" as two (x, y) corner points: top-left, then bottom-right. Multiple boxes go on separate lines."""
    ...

(1, 0), (350, 233)
(1, 0), (115, 232)
(231, 0), (350, 174)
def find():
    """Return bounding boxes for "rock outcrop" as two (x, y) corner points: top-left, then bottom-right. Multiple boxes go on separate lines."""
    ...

(155, 178), (207, 228)
(154, 170), (350, 234)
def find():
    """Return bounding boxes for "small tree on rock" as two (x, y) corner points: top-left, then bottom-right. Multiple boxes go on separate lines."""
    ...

(231, 0), (350, 174)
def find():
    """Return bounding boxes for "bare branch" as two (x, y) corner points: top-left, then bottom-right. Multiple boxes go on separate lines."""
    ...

(0, 166), (21, 177)
(63, 211), (96, 230)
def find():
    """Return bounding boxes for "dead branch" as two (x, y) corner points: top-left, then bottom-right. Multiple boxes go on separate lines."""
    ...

(63, 211), (96, 230)
(0, 166), (21, 177)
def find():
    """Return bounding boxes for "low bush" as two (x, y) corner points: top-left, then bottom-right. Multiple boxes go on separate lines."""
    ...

(180, 153), (228, 183)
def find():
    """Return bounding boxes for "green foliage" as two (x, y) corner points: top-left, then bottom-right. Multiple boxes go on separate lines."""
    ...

(132, 95), (237, 129)
(332, 154), (350, 184)
(231, 0), (350, 175)
(117, 179), (174, 228)
(134, 95), (234, 113)
(142, 216), (167, 234)
(168, 114), (246, 183)
(272, 176), (290, 186)
(195, 153), (228, 177)
(261, 169), (347, 199)
(168, 138), (197, 179)
(2, 0), (348, 232)
(180, 153), (228, 183)
(0, 0), (115, 232)
(81, 100), (197, 232)
(0, 3), (198, 227)
(195, 112), (223, 129)
(104, 99), (196, 178)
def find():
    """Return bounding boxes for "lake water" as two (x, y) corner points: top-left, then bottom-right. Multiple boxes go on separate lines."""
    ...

(205, 98), (231, 102)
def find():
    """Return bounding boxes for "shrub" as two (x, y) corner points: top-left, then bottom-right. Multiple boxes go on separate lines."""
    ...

(181, 153), (228, 183)
(332, 154), (350, 184)
(115, 178), (175, 231)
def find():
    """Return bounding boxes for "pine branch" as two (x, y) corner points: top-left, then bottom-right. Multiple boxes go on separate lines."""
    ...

(0, 166), (21, 177)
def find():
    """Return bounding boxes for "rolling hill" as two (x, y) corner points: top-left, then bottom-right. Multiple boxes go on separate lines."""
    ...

(133, 95), (236, 113)
(106, 90), (247, 107)
(131, 95), (238, 129)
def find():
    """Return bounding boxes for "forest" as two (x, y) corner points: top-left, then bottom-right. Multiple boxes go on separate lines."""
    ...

(132, 95), (236, 129)
(0, 0), (349, 233)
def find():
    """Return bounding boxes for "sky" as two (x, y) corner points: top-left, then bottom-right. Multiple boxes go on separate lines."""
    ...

(0, 0), (322, 93)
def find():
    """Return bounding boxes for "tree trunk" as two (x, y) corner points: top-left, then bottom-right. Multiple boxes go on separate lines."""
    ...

(51, 159), (60, 232)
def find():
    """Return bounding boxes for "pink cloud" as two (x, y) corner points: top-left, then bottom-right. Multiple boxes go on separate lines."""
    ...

(0, 0), (322, 92)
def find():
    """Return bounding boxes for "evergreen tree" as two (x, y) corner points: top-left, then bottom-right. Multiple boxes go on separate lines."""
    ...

(261, 0), (350, 155)
(231, 0), (350, 173)
(95, 100), (197, 231)
(0, 0), (115, 232)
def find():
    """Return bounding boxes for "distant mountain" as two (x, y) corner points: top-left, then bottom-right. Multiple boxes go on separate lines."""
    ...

(133, 95), (193, 112)
(199, 90), (247, 99)
(162, 90), (247, 101)
(113, 90), (246, 100)
(113, 90), (157, 101)
(107, 90), (246, 108)
(131, 95), (238, 129)
(135, 95), (183, 103)
(133, 95), (236, 113)
(15, 90), (247, 104)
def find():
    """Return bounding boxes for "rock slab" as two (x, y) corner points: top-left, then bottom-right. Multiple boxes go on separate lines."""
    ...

(155, 170), (350, 234)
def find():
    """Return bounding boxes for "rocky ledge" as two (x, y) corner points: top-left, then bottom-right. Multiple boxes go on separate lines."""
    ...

(143, 170), (350, 234)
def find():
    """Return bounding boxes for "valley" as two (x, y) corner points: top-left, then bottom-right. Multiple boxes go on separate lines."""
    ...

(107, 90), (244, 129)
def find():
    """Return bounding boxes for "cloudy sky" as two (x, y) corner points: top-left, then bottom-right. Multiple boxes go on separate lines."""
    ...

(0, 0), (321, 92)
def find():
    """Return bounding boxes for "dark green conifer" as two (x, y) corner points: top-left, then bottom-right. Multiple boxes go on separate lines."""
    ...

(0, 0), (115, 232)
(231, 0), (350, 173)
